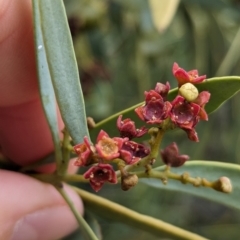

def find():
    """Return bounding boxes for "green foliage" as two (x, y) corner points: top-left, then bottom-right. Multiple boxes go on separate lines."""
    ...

(33, 0), (89, 146)
(32, 0), (62, 168)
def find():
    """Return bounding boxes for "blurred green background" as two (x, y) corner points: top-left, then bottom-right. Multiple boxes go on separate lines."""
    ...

(63, 0), (240, 239)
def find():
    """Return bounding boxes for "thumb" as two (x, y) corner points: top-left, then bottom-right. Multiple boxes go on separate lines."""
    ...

(0, 0), (64, 166)
(0, 170), (83, 240)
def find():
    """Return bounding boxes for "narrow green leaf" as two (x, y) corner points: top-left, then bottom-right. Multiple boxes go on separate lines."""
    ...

(90, 76), (240, 139)
(36, 0), (89, 144)
(141, 161), (240, 210)
(32, 0), (62, 166)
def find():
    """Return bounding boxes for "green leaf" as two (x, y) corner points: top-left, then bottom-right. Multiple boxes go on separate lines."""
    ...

(34, 0), (89, 145)
(141, 161), (240, 210)
(90, 76), (240, 140)
(32, 0), (62, 166)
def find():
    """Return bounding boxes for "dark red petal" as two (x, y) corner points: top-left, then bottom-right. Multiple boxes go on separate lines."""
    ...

(83, 136), (94, 151)
(135, 126), (148, 138)
(172, 62), (179, 74)
(120, 149), (133, 164)
(188, 69), (199, 76)
(171, 95), (185, 106)
(185, 129), (199, 142)
(154, 82), (170, 100)
(174, 69), (190, 86)
(144, 90), (162, 102)
(194, 91), (210, 106)
(89, 180), (104, 192)
(113, 137), (127, 149)
(192, 75), (206, 84)
(116, 115), (123, 130)
(135, 105), (145, 121)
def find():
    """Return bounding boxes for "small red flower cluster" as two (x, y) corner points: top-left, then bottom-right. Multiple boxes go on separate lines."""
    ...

(74, 62), (210, 191)
(135, 62), (210, 142)
(74, 119), (149, 191)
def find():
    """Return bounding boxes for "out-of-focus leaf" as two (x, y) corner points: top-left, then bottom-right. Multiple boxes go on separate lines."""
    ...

(32, 0), (62, 166)
(35, 0), (89, 145)
(141, 161), (240, 210)
(149, 0), (180, 33)
(215, 27), (240, 76)
(90, 76), (240, 139)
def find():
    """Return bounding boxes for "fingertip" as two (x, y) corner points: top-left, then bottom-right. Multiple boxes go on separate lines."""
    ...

(0, 170), (83, 240)
(0, 0), (38, 106)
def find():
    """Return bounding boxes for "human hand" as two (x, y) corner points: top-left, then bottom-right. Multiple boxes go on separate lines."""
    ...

(0, 1), (83, 239)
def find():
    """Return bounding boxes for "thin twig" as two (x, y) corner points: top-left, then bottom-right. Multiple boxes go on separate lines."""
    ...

(72, 187), (208, 240)
(57, 186), (99, 240)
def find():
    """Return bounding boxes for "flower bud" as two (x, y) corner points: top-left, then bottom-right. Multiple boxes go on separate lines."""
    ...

(179, 83), (199, 102)
(121, 172), (138, 191)
(87, 117), (96, 129)
(160, 142), (189, 167)
(214, 176), (232, 193)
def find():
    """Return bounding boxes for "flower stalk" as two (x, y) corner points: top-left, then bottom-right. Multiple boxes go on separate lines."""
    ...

(134, 167), (232, 193)
(58, 128), (71, 176)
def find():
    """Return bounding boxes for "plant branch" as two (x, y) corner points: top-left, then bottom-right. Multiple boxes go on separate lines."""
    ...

(58, 128), (71, 176)
(57, 185), (99, 240)
(135, 168), (232, 193)
(63, 174), (89, 183)
(116, 127), (165, 178)
(72, 187), (208, 240)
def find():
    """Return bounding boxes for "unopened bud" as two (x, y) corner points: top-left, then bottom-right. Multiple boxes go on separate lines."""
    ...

(160, 142), (189, 167)
(179, 83), (199, 102)
(87, 117), (96, 129)
(214, 176), (232, 193)
(121, 172), (138, 191)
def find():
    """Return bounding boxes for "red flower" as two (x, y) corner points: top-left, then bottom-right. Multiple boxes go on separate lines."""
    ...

(170, 95), (200, 141)
(95, 130), (126, 160)
(135, 100), (171, 124)
(120, 141), (150, 165)
(172, 62), (206, 87)
(135, 95), (172, 125)
(74, 136), (94, 166)
(117, 115), (148, 139)
(135, 82), (172, 124)
(161, 142), (189, 167)
(170, 96), (200, 128)
(84, 164), (117, 192)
